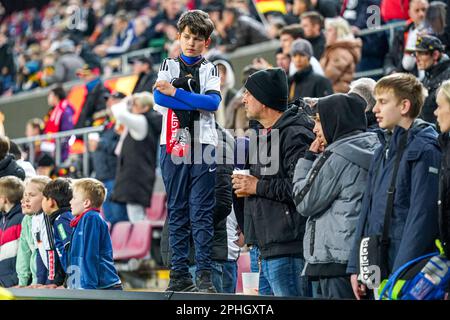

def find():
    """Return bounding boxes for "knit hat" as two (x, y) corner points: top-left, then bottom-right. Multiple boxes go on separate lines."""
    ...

(291, 39), (314, 58)
(244, 68), (288, 111)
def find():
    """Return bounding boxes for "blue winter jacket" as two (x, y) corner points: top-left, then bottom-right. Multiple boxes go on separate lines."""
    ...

(67, 210), (120, 289)
(347, 120), (441, 275)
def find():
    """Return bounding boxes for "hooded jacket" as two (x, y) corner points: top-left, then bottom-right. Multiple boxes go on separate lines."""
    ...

(421, 55), (450, 124)
(0, 154), (25, 181)
(438, 133), (450, 258)
(244, 104), (315, 259)
(0, 204), (23, 287)
(293, 94), (380, 276)
(347, 120), (441, 276)
(320, 38), (363, 93)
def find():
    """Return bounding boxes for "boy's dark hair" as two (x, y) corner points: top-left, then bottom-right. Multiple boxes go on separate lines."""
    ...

(177, 10), (215, 40)
(50, 86), (66, 100)
(0, 176), (24, 204)
(0, 136), (10, 160)
(8, 141), (22, 160)
(280, 24), (304, 39)
(43, 178), (73, 209)
(301, 11), (324, 28)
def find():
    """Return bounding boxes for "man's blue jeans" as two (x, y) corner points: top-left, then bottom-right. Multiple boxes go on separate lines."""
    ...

(222, 260), (238, 294)
(261, 255), (309, 297)
(249, 246), (273, 296)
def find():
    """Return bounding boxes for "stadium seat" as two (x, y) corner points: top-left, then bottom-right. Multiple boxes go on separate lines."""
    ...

(146, 192), (167, 226)
(235, 251), (251, 294)
(111, 221), (132, 260)
(115, 220), (153, 260)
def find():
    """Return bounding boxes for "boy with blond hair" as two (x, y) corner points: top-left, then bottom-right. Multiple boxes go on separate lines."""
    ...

(0, 176), (25, 287)
(16, 176), (51, 287)
(347, 73), (441, 299)
(67, 178), (121, 289)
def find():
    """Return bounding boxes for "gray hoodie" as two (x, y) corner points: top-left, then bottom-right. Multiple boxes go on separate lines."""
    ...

(293, 132), (380, 267)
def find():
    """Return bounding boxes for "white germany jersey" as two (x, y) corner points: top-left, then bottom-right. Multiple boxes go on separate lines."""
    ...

(154, 57), (221, 147)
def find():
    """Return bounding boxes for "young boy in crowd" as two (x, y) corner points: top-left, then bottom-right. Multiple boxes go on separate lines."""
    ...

(153, 10), (221, 292)
(293, 93), (379, 299)
(41, 178), (74, 287)
(16, 176), (51, 287)
(347, 73), (441, 299)
(0, 176), (25, 287)
(67, 178), (121, 290)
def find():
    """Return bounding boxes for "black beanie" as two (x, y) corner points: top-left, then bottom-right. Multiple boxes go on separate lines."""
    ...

(244, 68), (288, 112)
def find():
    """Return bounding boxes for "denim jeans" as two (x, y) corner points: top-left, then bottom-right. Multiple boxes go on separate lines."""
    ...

(102, 179), (128, 227)
(261, 255), (309, 297)
(222, 260), (238, 294)
(249, 246), (273, 296)
(189, 260), (223, 292)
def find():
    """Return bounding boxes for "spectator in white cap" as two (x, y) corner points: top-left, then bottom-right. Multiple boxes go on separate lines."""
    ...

(288, 39), (333, 100)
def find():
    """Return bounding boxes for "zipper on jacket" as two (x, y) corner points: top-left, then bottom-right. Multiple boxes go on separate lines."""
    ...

(310, 220), (316, 256)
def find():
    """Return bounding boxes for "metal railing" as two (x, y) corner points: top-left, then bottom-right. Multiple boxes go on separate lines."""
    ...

(12, 126), (104, 177)
(101, 47), (164, 74)
(354, 20), (408, 79)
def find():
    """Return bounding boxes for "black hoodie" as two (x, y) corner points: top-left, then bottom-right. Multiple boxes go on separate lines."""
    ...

(0, 154), (25, 180)
(317, 93), (367, 145)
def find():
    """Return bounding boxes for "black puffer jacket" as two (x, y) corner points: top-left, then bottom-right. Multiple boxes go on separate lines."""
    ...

(244, 104), (315, 259)
(439, 133), (450, 258)
(0, 154), (25, 180)
(160, 126), (234, 265)
(421, 56), (450, 124)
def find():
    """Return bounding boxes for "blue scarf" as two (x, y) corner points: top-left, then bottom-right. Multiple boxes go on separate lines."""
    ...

(180, 53), (202, 65)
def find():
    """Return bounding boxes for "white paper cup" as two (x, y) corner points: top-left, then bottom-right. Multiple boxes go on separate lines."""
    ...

(232, 169), (250, 176)
(242, 272), (259, 295)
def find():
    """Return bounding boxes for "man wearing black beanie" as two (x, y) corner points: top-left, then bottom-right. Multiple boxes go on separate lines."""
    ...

(232, 68), (315, 297)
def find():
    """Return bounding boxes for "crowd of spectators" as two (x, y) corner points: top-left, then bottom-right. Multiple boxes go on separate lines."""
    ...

(0, 0), (450, 298)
